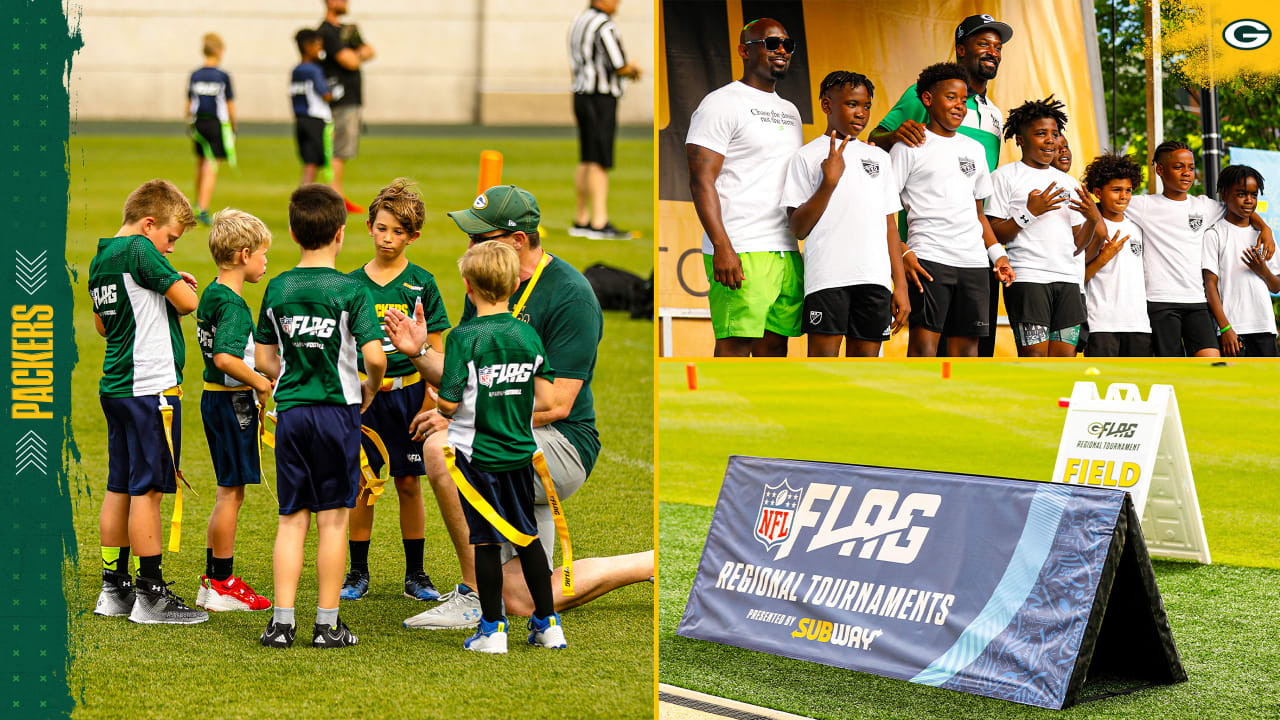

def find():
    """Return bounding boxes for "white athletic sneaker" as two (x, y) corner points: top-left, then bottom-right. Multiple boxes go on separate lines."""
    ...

(527, 611), (567, 649)
(463, 616), (508, 654)
(403, 584), (482, 629)
(195, 575), (209, 609)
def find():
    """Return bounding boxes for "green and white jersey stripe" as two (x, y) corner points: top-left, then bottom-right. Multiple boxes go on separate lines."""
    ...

(441, 314), (555, 472)
(253, 267), (382, 412)
(196, 280), (257, 386)
(89, 235), (185, 397)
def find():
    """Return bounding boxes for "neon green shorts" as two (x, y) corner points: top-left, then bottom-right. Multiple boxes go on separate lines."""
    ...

(704, 250), (804, 339)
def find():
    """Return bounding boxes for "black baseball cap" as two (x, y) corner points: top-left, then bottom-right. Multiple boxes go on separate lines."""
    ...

(955, 14), (1012, 43)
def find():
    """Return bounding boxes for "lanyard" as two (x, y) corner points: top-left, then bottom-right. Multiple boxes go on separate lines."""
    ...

(510, 252), (551, 319)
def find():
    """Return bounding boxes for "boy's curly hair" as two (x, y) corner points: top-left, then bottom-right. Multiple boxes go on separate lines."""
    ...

(914, 63), (969, 101)
(1002, 96), (1067, 141)
(1083, 152), (1142, 192)
(367, 178), (426, 234)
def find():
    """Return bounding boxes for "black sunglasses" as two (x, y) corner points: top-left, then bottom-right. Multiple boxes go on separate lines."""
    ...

(744, 37), (797, 54)
(468, 230), (514, 244)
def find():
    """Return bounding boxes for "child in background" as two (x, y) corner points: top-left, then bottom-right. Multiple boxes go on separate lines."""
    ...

(188, 33), (236, 226)
(1203, 165), (1280, 356)
(290, 29), (332, 186)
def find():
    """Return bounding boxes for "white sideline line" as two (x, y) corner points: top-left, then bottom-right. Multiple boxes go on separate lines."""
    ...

(659, 683), (818, 720)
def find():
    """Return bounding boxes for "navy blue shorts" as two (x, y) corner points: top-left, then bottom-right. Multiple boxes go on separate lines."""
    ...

(201, 390), (260, 487)
(102, 394), (181, 496)
(274, 404), (361, 515)
(451, 451), (538, 546)
(361, 381), (426, 478)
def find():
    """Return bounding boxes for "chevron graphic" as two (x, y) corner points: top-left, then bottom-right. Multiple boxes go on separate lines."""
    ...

(16, 249), (49, 296)
(15, 430), (48, 475)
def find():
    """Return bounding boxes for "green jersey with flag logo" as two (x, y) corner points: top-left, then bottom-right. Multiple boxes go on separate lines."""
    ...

(461, 254), (602, 474)
(196, 280), (257, 386)
(253, 266), (382, 412)
(348, 262), (450, 377)
(89, 235), (186, 397)
(441, 313), (555, 472)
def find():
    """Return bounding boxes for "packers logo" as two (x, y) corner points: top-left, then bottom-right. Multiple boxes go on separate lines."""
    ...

(473, 193), (489, 210)
(1188, 214), (1204, 231)
(1223, 19), (1271, 50)
(861, 159), (880, 177)
(959, 157), (976, 177)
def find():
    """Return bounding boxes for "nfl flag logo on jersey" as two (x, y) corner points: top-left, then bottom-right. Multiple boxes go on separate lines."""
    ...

(478, 365), (496, 388)
(278, 316), (295, 337)
(754, 480), (801, 552)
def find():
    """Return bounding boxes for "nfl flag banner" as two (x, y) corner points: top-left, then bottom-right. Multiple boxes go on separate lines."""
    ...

(677, 457), (1186, 710)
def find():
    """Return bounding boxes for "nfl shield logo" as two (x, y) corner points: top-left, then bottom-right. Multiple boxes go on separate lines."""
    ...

(754, 479), (801, 552)
(861, 159), (880, 177)
(478, 365), (495, 388)
(1188, 214), (1203, 231)
(278, 317), (295, 337)
(959, 157), (976, 177)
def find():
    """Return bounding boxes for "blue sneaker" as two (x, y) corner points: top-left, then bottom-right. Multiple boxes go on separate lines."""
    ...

(339, 570), (369, 600)
(527, 611), (567, 649)
(464, 616), (508, 654)
(403, 571), (441, 601)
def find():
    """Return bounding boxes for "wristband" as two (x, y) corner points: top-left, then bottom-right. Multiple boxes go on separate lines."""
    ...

(987, 243), (1008, 264)
(1012, 210), (1035, 229)
(1218, 324), (1232, 336)
(902, 247), (916, 259)
(415, 345), (429, 358)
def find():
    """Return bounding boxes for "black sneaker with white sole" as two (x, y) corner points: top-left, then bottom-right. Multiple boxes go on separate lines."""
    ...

(312, 617), (359, 648)
(93, 571), (135, 617)
(128, 577), (208, 625)
(586, 222), (631, 240)
(568, 222), (592, 237)
(260, 620), (297, 649)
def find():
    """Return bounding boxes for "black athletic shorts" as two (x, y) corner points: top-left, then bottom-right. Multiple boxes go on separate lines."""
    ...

(1086, 331), (1153, 357)
(1240, 332), (1280, 357)
(1004, 281), (1085, 331)
(360, 381), (427, 478)
(1147, 302), (1219, 356)
(803, 284), (892, 341)
(295, 116), (327, 166)
(192, 116), (227, 159)
(574, 93), (618, 169)
(908, 258), (990, 337)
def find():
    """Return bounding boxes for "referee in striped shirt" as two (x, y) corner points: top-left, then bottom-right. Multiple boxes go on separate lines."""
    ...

(569, 0), (642, 240)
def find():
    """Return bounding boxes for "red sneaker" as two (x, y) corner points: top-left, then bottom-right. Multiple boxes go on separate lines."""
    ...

(344, 197), (365, 214)
(204, 575), (272, 612)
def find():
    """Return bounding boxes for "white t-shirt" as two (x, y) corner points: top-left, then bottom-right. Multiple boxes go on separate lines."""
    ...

(1085, 216), (1150, 333)
(686, 81), (804, 254)
(1125, 193), (1225, 303)
(779, 136), (902, 294)
(890, 129), (993, 268)
(1201, 218), (1280, 335)
(987, 162), (1085, 284)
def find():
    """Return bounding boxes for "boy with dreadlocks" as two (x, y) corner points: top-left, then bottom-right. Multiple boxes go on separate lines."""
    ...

(986, 96), (1102, 357)
(1202, 164), (1280, 356)
(780, 70), (908, 356)
(1126, 141), (1275, 356)
(891, 63), (1013, 357)
(1081, 152), (1150, 356)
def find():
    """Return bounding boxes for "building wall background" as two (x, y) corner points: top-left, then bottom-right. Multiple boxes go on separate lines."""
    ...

(68, 0), (654, 126)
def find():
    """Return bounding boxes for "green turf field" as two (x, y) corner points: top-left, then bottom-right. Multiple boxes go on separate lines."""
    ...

(64, 132), (654, 720)
(658, 361), (1280, 719)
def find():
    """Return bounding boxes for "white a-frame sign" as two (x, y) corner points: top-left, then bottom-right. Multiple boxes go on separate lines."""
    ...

(1051, 382), (1210, 563)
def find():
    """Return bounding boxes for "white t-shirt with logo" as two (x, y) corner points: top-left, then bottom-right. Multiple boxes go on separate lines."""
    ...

(779, 137), (902, 294)
(686, 81), (804, 254)
(1085, 216), (1150, 333)
(987, 162), (1085, 284)
(890, 129), (993, 269)
(1125, 193), (1225, 303)
(1201, 218), (1280, 335)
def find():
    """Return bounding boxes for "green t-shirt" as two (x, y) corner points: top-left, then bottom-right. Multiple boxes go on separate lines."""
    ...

(876, 83), (1004, 171)
(440, 313), (555, 472)
(461, 254), (602, 475)
(89, 235), (185, 397)
(196, 280), (257, 386)
(348, 262), (450, 377)
(253, 266), (382, 412)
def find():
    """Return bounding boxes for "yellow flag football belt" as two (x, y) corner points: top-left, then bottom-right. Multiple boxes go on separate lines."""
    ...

(158, 387), (196, 553)
(258, 409), (389, 507)
(443, 444), (575, 597)
(358, 371), (422, 393)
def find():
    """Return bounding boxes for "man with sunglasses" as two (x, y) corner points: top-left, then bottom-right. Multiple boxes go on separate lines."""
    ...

(383, 185), (653, 627)
(686, 18), (804, 356)
(870, 13), (1013, 356)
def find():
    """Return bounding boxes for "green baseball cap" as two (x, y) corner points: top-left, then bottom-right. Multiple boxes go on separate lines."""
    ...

(447, 184), (540, 235)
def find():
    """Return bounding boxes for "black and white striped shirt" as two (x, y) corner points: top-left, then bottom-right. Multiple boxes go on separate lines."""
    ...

(569, 6), (628, 97)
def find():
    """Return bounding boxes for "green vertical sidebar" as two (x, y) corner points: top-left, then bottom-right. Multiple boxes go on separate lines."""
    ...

(0, 2), (82, 718)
